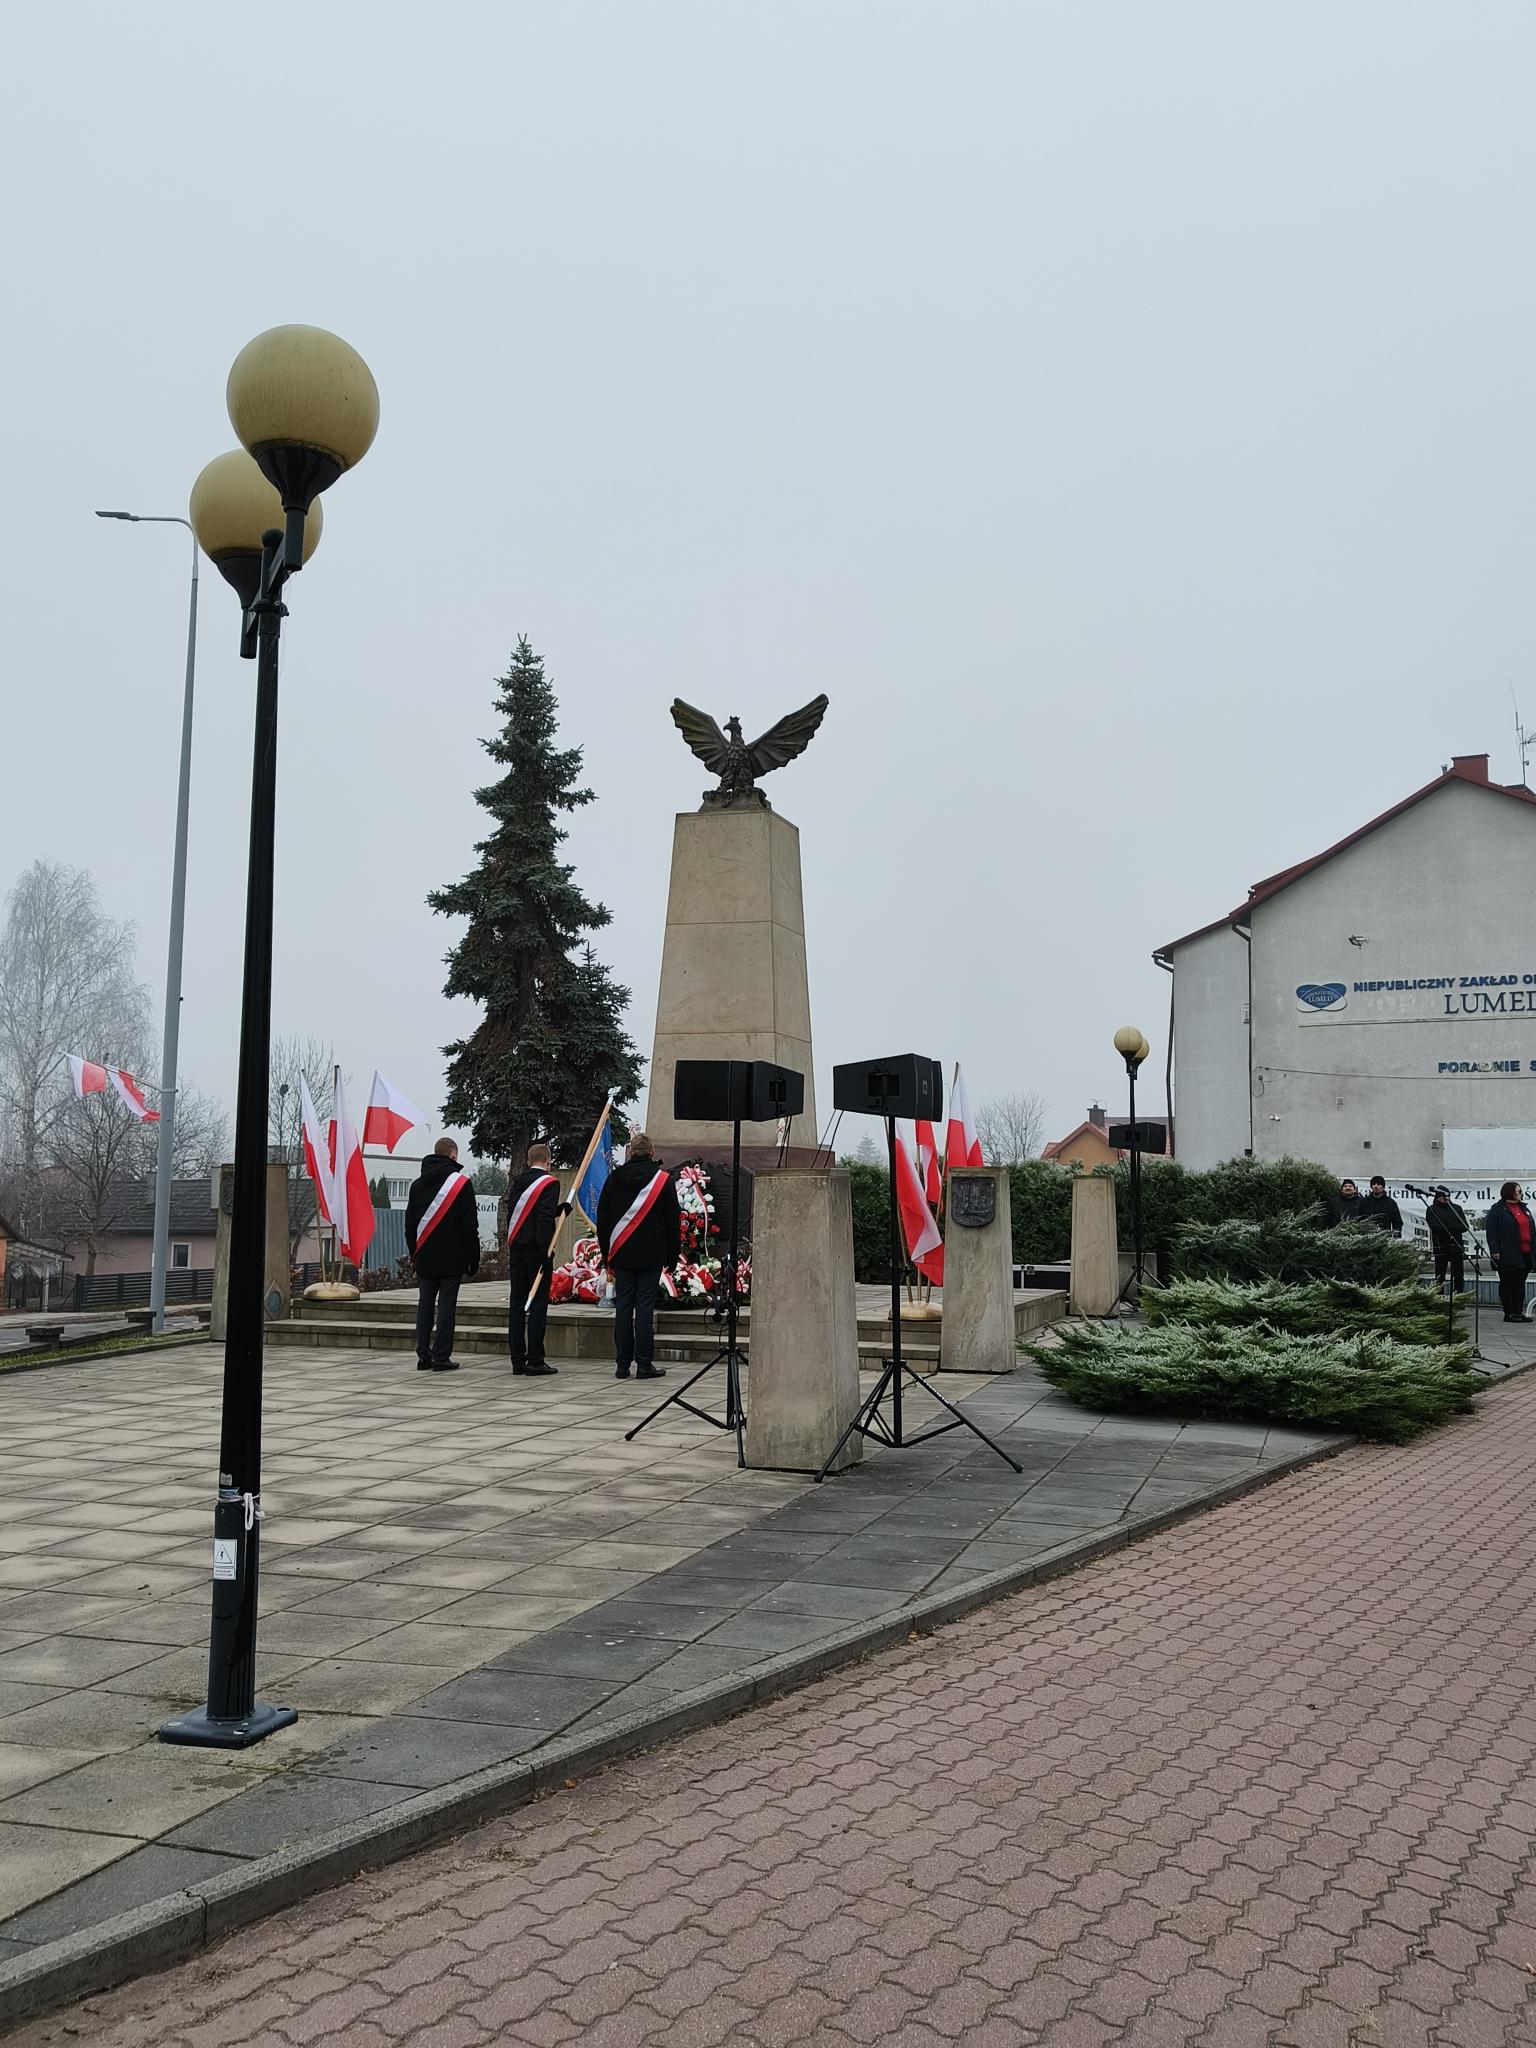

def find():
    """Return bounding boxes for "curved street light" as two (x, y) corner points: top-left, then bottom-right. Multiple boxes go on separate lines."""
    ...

(161, 328), (376, 1750)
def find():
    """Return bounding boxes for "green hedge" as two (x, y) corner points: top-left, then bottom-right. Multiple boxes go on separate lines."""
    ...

(1143, 1277), (1456, 1349)
(1028, 1320), (1478, 1444)
(1173, 1213), (1422, 1286)
(843, 1161), (894, 1283)
(1004, 1153), (1346, 1265)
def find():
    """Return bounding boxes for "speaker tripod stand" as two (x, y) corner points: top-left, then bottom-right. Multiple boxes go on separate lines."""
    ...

(625, 1117), (747, 1468)
(814, 1116), (1023, 1483)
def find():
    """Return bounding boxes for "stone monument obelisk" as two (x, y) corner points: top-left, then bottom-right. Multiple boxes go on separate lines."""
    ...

(644, 696), (828, 1169)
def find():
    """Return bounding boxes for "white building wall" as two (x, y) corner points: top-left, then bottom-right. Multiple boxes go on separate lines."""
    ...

(1169, 927), (1251, 1169)
(1248, 780), (1536, 1181)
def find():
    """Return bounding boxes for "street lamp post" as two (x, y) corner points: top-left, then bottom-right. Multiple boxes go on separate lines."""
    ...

(94, 511), (199, 1336)
(1113, 1026), (1152, 1298)
(161, 327), (376, 1750)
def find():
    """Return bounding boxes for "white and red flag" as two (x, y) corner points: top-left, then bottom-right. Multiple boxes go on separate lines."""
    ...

(945, 1065), (983, 1169)
(66, 1054), (157, 1123)
(915, 1118), (943, 1207)
(299, 1073), (335, 1226)
(329, 1071), (374, 1267)
(363, 1072), (423, 1154)
(108, 1068), (158, 1123)
(895, 1125), (944, 1287)
(66, 1054), (109, 1099)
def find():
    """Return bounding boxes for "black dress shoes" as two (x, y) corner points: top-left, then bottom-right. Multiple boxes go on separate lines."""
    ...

(635, 1364), (666, 1380)
(513, 1361), (559, 1376)
(431, 1360), (462, 1372)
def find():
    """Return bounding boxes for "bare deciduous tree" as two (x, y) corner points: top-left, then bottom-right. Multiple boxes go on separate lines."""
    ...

(976, 1091), (1048, 1165)
(0, 861), (146, 1187)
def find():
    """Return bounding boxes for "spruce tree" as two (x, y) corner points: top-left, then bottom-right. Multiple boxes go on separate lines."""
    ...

(430, 637), (642, 1169)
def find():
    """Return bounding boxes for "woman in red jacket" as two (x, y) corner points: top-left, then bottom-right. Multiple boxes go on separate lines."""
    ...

(1485, 1182), (1535, 1323)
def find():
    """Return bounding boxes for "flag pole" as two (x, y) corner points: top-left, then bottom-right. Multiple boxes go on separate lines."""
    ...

(525, 1096), (614, 1312)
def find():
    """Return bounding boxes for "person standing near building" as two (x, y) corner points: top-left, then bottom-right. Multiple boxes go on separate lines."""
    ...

(1362, 1176), (1403, 1235)
(405, 1138), (480, 1373)
(1326, 1179), (1366, 1227)
(1426, 1187), (1468, 1294)
(1486, 1182), (1535, 1323)
(505, 1142), (565, 1377)
(596, 1132), (681, 1381)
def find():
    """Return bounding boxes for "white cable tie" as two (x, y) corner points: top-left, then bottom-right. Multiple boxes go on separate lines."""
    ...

(243, 1492), (264, 1530)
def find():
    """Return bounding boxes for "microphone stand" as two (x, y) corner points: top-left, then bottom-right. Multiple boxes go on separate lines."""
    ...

(1402, 1182), (1483, 1367)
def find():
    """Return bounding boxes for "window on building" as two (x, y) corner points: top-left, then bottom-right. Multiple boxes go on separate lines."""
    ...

(388, 1180), (409, 1202)
(172, 1243), (190, 1269)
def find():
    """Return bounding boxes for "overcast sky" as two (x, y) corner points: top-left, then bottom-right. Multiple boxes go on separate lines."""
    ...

(4, 2), (1534, 1161)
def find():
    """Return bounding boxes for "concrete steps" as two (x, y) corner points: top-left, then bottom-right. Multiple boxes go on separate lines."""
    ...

(268, 1288), (1067, 1368)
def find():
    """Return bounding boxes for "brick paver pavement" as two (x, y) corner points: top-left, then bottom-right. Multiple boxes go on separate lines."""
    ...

(12, 1373), (1536, 2047)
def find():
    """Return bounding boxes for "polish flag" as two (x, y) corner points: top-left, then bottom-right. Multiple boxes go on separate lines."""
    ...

(945, 1065), (983, 1169)
(364, 1071), (423, 1154)
(895, 1124), (944, 1287)
(108, 1068), (159, 1124)
(915, 1119), (943, 1207)
(299, 1073), (335, 1226)
(66, 1054), (109, 1098)
(330, 1071), (374, 1267)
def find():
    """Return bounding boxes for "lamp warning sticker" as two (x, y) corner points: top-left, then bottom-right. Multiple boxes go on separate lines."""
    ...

(212, 1539), (237, 1582)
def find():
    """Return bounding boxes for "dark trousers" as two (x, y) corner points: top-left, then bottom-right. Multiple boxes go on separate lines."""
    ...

(613, 1267), (659, 1368)
(415, 1275), (461, 1365)
(507, 1245), (550, 1366)
(1433, 1246), (1465, 1293)
(1497, 1261), (1531, 1319)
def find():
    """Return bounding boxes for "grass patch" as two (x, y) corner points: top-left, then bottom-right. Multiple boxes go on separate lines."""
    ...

(1144, 1277), (1458, 1350)
(1027, 1321), (1479, 1444)
(0, 1328), (207, 1374)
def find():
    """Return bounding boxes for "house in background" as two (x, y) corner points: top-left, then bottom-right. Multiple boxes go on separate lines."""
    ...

(1041, 1105), (1126, 1172)
(58, 1179), (219, 1277)
(0, 1211), (66, 1309)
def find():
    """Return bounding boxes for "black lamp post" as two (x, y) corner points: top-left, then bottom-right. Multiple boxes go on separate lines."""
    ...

(161, 329), (377, 1749)
(1113, 1026), (1152, 1299)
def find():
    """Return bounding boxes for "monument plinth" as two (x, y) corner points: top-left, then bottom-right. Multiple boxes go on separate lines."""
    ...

(648, 693), (830, 1169)
(645, 804), (819, 1168)
(939, 1167), (1015, 1373)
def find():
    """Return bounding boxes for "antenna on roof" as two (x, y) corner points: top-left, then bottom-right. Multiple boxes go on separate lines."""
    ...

(1511, 679), (1532, 785)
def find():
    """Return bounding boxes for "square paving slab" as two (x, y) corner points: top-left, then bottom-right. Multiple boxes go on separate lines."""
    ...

(0, 1324), (1351, 1969)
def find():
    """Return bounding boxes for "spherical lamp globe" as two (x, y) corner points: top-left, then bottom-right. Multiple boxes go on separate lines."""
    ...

(1112, 1026), (1144, 1060)
(189, 449), (322, 606)
(226, 324), (379, 511)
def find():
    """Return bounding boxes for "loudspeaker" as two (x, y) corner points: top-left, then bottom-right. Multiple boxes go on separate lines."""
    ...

(831, 1056), (943, 1122)
(673, 1060), (806, 1123)
(1108, 1120), (1167, 1154)
(745, 1062), (805, 1121)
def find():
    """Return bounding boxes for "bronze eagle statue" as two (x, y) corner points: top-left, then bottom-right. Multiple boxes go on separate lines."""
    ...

(669, 694), (829, 809)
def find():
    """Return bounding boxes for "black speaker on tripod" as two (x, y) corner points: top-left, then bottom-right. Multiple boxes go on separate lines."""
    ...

(831, 1055), (943, 1122)
(672, 1061), (806, 1123)
(815, 1051), (1020, 1483)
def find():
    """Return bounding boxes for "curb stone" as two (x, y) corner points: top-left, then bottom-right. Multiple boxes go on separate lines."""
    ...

(0, 1427), (1356, 2033)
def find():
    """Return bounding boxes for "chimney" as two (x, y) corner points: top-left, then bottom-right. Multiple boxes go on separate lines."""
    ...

(1450, 753), (1490, 784)
(1087, 1103), (1107, 1130)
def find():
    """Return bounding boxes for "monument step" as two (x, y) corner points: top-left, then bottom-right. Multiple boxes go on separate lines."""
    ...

(289, 1293), (1062, 1340)
(263, 1314), (969, 1368)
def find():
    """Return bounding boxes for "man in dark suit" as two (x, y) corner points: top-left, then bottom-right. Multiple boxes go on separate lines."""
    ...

(596, 1132), (681, 1381)
(404, 1138), (480, 1372)
(505, 1142), (565, 1376)
(1486, 1182), (1535, 1323)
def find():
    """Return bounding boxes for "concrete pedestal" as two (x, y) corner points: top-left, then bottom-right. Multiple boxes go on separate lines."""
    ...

(644, 805), (818, 1168)
(744, 1168), (862, 1473)
(939, 1167), (1015, 1373)
(1069, 1176), (1119, 1317)
(211, 1164), (291, 1341)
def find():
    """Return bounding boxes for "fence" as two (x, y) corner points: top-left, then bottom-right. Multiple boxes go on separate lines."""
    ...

(5, 1267), (216, 1314)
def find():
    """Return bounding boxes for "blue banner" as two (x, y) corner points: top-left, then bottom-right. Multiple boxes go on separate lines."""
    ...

(574, 1120), (613, 1227)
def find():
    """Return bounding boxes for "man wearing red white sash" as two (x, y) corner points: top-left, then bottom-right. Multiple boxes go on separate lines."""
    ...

(596, 1131), (681, 1381)
(405, 1139), (481, 1372)
(505, 1142), (565, 1377)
